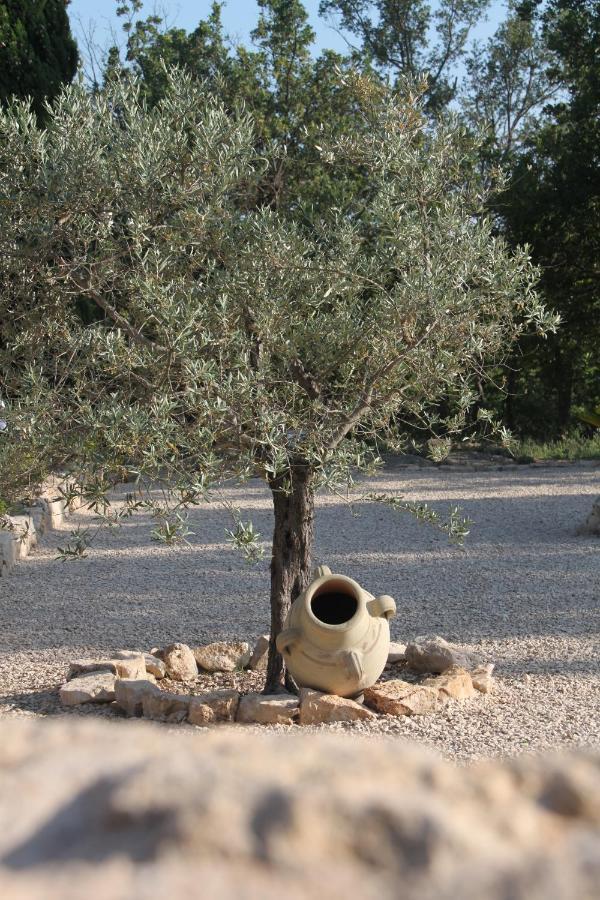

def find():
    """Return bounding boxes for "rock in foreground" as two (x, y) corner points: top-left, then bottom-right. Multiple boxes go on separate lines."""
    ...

(405, 635), (482, 674)
(237, 692), (299, 725)
(471, 663), (495, 694)
(423, 666), (476, 702)
(162, 643), (198, 681)
(189, 690), (240, 725)
(299, 690), (375, 725)
(59, 672), (116, 706)
(248, 634), (270, 671)
(67, 653), (149, 683)
(115, 678), (159, 717)
(387, 641), (407, 663)
(0, 718), (598, 900)
(193, 640), (252, 673)
(142, 689), (190, 723)
(143, 653), (166, 679)
(364, 680), (439, 716)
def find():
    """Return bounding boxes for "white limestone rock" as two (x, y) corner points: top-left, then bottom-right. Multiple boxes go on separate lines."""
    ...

(142, 689), (191, 723)
(236, 692), (299, 725)
(115, 679), (160, 717)
(68, 659), (117, 679)
(68, 653), (147, 681)
(405, 635), (483, 674)
(299, 690), (376, 725)
(471, 663), (495, 694)
(162, 643), (198, 682)
(0, 531), (18, 575)
(248, 634), (270, 672)
(144, 653), (166, 679)
(423, 666), (477, 702)
(193, 641), (252, 673)
(188, 690), (240, 725)
(59, 672), (116, 706)
(1, 718), (599, 899)
(388, 641), (407, 664)
(364, 680), (439, 716)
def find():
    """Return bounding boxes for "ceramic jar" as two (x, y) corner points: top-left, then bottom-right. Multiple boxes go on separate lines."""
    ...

(276, 565), (396, 698)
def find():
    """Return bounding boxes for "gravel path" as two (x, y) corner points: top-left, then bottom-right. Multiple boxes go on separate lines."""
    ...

(1, 461), (598, 761)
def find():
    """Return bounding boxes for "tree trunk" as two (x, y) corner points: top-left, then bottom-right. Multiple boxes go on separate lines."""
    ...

(265, 464), (314, 693)
(553, 343), (573, 433)
(504, 364), (517, 433)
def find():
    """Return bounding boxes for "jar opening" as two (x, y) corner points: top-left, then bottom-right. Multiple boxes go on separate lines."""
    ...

(310, 582), (358, 625)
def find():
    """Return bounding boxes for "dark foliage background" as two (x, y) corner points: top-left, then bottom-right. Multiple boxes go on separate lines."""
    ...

(0, 0), (78, 117)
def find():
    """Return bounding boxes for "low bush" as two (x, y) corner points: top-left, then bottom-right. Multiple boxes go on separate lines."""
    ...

(517, 430), (600, 461)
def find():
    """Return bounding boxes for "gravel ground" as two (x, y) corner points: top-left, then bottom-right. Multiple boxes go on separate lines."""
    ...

(1, 461), (598, 761)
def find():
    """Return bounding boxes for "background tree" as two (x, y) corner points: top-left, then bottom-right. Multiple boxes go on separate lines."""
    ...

(495, 0), (599, 434)
(0, 0), (78, 117)
(0, 71), (555, 689)
(461, 0), (557, 165)
(458, 0), (559, 429)
(105, 0), (368, 214)
(319, 0), (491, 112)
(208, 0), (366, 212)
(104, 1), (232, 105)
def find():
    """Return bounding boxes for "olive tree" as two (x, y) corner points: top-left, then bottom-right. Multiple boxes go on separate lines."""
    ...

(0, 72), (555, 690)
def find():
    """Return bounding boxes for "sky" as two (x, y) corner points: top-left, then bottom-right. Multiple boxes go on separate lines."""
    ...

(68, 0), (508, 70)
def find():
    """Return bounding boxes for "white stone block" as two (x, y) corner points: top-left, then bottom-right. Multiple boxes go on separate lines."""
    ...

(8, 515), (37, 558)
(0, 532), (18, 575)
(37, 497), (67, 529)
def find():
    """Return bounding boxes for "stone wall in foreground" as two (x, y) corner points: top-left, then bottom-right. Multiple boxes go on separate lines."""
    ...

(0, 718), (598, 899)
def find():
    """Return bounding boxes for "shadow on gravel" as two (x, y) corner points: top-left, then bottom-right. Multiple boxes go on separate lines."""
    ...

(498, 658), (600, 676)
(0, 686), (63, 715)
(0, 686), (132, 718)
(1, 468), (598, 655)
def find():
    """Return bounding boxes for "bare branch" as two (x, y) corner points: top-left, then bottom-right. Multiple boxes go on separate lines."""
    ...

(289, 357), (321, 400)
(65, 269), (169, 354)
(325, 320), (442, 451)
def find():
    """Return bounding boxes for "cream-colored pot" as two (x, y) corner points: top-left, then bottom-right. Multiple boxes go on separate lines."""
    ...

(276, 565), (396, 698)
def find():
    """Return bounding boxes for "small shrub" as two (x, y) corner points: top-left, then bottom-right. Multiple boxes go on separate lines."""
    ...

(517, 429), (600, 461)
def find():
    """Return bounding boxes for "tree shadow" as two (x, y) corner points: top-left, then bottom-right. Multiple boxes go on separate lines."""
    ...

(0, 466), (597, 660)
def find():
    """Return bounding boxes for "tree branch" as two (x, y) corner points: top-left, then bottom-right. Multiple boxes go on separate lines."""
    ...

(65, 269), (169, 353)
(289, 357), (321, 400)
(324, 320), (440, 451)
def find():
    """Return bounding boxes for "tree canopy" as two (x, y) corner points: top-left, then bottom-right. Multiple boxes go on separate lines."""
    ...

(0, 70), (555, 686)
(319, 0), (492, 111)
(88, 0), (598, 436)
(0, 0), (78, 117)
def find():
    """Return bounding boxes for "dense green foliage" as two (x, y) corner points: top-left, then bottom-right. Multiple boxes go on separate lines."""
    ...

(1, 72), (551, 487)
(0, 0), (78, 116)
(499, 0), (600, 436)
(94, 0), (598, 440)
(104, 1), (368, 215)
(517, 429), (600, 460)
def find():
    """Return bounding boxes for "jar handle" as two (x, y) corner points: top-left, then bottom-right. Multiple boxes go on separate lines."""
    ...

(276, 627), (301, 655)
(367, 594), (396, 620)
(313, 564), (332, 579)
